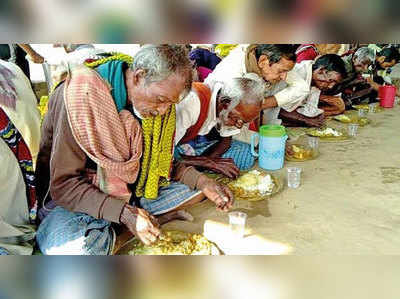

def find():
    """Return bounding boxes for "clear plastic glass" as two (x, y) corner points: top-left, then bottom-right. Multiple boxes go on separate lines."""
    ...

(348, 123), (359, 137)
(228, 211), (247, 238)
(287, 167), (302, 188)
(369, 103), (378, 113)
(358, 108), (368, 117)
(307, 136), (319, 150)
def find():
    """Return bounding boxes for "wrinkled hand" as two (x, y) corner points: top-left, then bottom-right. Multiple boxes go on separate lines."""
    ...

(120, 205), (161, 245)
(308, 115), (325, 127)
(299, 113), (325, 128)
(181, 155), (240, 179)
(365, 77), (380, 91)
(197, 175), (234, 212)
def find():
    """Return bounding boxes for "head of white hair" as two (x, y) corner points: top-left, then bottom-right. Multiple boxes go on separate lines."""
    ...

(131, 44), (192, 92)
(218, 73), (265, 113)
(353, 47), (375, 65)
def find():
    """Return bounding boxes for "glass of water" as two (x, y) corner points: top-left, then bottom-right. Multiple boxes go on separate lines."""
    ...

(229, 211), (247, 238)
(287, 167), (302, 188)
(358, 108), (368, 118)
(369, 103), (378, 113)
(307, 136), (319, 150)
(348, 123), (359, 137)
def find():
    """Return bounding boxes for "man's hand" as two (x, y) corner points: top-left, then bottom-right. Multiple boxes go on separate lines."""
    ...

(197, 175), (234, 212)
(306, 114), (325, 127)
(180, 155), (240, 179)
(120, 205), (161, 245)
(366, 77), (380, 91)
(262, 96), (279, 110)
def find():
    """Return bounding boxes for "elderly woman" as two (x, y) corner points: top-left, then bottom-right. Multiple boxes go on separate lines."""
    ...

(35, 45), (234, 255)
(0, 59), (41, 255)
(175, 74), (265, 178)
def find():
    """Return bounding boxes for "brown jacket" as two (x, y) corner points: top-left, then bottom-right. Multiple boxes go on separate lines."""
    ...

(35, 83), (125, 223)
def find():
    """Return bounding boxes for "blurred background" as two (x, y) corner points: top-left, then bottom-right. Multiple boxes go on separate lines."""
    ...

(1, 0), (400, 42)
(1, 257), (400, 299)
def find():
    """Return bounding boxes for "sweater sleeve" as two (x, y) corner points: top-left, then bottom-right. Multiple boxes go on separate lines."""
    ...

(48, 87), (125, 223)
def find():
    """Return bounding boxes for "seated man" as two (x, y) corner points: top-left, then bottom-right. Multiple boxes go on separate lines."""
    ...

(278, 54), (348, 127)
(0, 59), (41, 255)
(35, 45), (233, 255)
(205, 44), (309, 127)
(175, 74), (265, 178)
(341, 47), (376, 108)
(367, 46), (400, 97)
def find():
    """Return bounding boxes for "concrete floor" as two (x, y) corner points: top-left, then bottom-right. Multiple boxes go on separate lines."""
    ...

(163, 105), (400, 254)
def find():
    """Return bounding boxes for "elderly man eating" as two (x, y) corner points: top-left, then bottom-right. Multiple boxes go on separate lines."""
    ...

(174, 74), (265, 178)
(35, 45), (233, 255)
(205, 44), (309, 126)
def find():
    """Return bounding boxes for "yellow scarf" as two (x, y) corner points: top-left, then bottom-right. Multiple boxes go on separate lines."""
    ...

(136, 106), (176, 199)
(84, 53), (176, 200)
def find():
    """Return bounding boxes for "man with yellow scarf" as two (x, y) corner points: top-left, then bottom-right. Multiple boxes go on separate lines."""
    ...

(35, 45), (233, 255)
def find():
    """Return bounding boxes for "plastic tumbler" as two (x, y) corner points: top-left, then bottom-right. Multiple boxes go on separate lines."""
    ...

(229, 211), (247, 238)
(307, 136), (319, 150)
(358, 108), (368, 118)
(287, 167), (302, 188)
(348, 123), (359, 137)
(369, 103), (378, 113)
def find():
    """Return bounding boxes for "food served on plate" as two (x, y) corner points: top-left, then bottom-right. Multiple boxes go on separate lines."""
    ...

(228, 170), (280, 201)
(286, 144), (314, 160)
(125, 231), (220, 255)
(333, 114), (352, 123)
(353, 104), (383, 112)
(358, 118), (370, 126)
(333, 114), (370, 126)
(307, 127), (343, 138)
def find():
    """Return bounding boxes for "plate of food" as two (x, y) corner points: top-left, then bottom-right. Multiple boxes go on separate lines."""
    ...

(285, 144), (318, 162)
(120, 230), (221, 255)
(333, 114), (371, 127)
(306, 127), (350, 142)
(352, 104), (383, 113)
(228, 169), (283, 201)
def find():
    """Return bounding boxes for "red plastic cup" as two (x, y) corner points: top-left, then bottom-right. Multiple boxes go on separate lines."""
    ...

(379, 85), (396, 108)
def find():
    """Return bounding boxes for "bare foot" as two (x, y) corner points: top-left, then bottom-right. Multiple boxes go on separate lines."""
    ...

(157, 210), (194, 225)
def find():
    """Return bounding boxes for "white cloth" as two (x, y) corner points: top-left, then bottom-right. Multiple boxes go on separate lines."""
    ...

(175, 81), (240, 145)
(280, 60), (324, 117)
(0, 60), (40, 255)
(47, 45), (105, 86)
(0, 139), (29, 227)
(0, 60), (41, 165)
